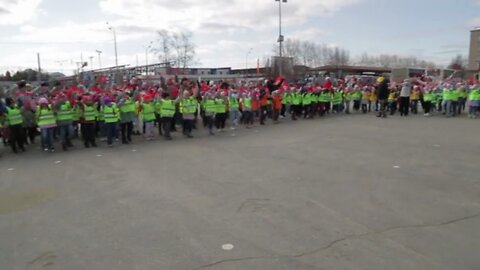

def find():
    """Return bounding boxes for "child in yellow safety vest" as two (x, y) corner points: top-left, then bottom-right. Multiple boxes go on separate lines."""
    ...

(241, 92), (254, 128)
(410, 86), (420, 114)
(36, 98), (57, 152)
(140, 95), (156, 141)
(215, 91), (228, 132)
(157, 92), (179, 140)
(229, 88), (241, 130)
(102, 97), (119, 147)
(202, 92), (217, 135)
(369, 88), (378, 112)
(5, 97), (26, 153)
(388, 86), (399, 115)
(80, 95), (98, 148)
(361, 87), (371, 114)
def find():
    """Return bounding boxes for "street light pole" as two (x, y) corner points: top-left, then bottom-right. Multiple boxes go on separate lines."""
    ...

(106, 22), (119, 68)
(95, 50), (102, 69)
(89, 56), (94, 70)
(145, 41), (153, 75)
(245, 48), (253, 75)
(275, 0), (286, 76)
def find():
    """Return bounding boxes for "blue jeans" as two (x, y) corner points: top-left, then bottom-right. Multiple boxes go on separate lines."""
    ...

(58, 124), (71, 144)
(98, 121), (107, 137)
(469, 106), (478, 116)
(106, 123), (117, 145)
(230, 109), (240, 127)
(41, 127), (54, 149)
(444, 101), (452, 116)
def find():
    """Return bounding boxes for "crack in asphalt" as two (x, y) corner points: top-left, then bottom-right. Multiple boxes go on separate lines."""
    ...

(196, 255), (280, 269)
(196, 212), (480, 269)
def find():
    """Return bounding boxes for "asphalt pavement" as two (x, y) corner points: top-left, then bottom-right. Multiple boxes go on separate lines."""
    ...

(1, 113), (479, 270)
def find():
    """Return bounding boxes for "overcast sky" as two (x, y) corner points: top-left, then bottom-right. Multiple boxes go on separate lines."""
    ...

(0, 0), (479, 75)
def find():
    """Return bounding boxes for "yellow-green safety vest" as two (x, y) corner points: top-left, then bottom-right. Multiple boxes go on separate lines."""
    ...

(36, 106), (56, 127)
(103, 105), (119, 123)
(160, 100), (176, 117)
(180, 98), (197, 114)
(83, 105), (97, 121)
(57, 102), (73, 121)
(7, 107), (24, 126)
(142, 103), (156, 122)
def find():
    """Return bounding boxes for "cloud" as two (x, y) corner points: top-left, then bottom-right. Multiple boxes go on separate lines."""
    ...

(0, 0), (360, 73)
(0, 0), (42, 25)
(98, 0), (361, 32)
(289, 28), (328, 42)
(439, 43), (468, 50)
(7, 21), (149, 44)
(433, 49), (464, 55)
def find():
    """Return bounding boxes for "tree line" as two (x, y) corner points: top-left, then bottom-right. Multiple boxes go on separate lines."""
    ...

(0, 69), (50, 82)
(275, 38), (467, 70)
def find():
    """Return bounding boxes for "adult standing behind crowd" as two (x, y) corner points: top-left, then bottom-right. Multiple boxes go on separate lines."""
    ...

(399, 79), (412, 117)
(376, 75), (389, 118)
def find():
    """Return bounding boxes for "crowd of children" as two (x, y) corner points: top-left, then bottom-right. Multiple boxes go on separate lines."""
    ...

(1, 76), (479, 156)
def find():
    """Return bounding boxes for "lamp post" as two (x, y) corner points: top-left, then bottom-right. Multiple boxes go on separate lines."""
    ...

(145, 41), (153, 75)
(89, 56), (94, 70)
(245, 48), (253, 74)
(95, 50), (102, 69)
(106, 22), (118, 68)
(275, 0), (287, 75)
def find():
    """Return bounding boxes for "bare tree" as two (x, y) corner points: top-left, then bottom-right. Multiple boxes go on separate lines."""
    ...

(271, 39), (352, 67)
(355, 52), (437, 69)
(153, 30), (173, 65)
(448, 54), (467, 70)
(153, 30), (197, 69)
(283, 39), (302, 65)
(299, 41), (316, 66)
(178, 32), (197, 69)
(326, 47), (350, 66)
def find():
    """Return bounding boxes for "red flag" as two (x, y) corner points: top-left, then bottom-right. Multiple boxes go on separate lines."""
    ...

(275, 75), (284, 85)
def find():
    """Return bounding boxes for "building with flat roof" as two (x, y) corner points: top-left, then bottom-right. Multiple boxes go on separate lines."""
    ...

(468, 28), (480, 71)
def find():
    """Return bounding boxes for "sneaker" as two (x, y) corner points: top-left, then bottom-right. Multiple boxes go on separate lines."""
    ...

(43, 148), (49, 152)
(108, 144), (113, 148)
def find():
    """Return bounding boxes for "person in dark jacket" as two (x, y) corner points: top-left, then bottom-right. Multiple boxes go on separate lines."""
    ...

(376, 76), (389, 118)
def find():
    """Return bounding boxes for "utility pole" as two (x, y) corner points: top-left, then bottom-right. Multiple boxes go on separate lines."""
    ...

(37, 52), (41, 82)
(89, 56), (94, 70)
(95, 50), (102, 69)
(145, 41), (153, 75)
(275, 0), (287, 76)
(106, 22), (119, 68)
(245, 48), (253, 76)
